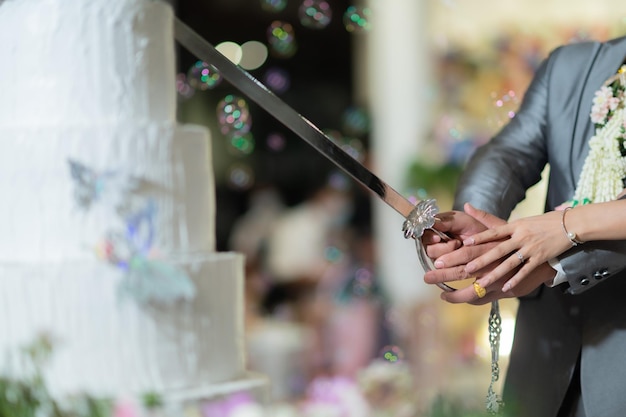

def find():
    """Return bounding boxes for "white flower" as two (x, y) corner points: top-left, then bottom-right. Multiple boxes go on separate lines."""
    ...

(574, 65), (626, 205)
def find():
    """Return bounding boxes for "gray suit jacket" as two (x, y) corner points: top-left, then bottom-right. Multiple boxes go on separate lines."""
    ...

(454, 36), (626, 417)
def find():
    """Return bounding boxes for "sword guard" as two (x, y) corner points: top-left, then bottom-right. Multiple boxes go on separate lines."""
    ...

(401, 198), (440, 240)
(402, 199), (455, 292)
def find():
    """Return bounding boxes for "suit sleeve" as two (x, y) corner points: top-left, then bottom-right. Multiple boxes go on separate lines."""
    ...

(559, 241), (626, 294)
(454, 45), (626, 295)
(558, 190), (626, 294)
(453, 53), (553, 218)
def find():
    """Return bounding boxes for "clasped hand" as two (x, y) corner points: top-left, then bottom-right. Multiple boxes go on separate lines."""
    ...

(422, 203), (560, 305)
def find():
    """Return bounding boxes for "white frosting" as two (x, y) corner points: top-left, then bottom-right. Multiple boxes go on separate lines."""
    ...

(0, 253), (246, 397)
(0, 0), (260, 403)
(0, 123), (215, 262)
(0, 0), (176, 126)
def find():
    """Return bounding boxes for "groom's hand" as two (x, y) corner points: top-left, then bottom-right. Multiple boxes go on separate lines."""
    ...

(440, 262), (555, 305)
(423, 203), (507, 287)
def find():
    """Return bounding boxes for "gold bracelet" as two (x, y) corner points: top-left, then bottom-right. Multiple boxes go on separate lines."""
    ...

(561, 207), (584, 246)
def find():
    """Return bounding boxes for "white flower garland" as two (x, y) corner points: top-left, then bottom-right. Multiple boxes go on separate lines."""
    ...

(570, 65), (626, 206)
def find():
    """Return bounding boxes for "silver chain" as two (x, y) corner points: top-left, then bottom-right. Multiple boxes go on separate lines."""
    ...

(486, 300), (505, 414)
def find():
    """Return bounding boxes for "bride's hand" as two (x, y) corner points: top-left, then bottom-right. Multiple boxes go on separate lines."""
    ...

(462, 210), (572, 292)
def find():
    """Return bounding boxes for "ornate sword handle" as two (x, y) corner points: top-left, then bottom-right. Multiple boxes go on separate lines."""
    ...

(402, 199), (456, 292)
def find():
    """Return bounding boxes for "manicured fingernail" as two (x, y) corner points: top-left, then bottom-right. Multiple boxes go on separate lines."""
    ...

(502, 282), (510, 292)
(465, 263), (475, 273)
(463, 238), (475, 246)
(434, 260), (444, 269)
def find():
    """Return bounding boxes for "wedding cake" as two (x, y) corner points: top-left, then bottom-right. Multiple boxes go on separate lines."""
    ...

(0, 0), (265, 407)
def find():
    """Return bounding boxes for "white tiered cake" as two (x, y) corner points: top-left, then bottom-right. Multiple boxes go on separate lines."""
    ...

(0, 0), (265, 408)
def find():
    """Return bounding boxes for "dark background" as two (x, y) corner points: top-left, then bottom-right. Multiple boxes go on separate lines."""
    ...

(174, 0), (367, 250)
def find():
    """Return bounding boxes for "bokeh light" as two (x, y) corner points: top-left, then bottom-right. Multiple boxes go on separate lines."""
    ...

(217, 95), (252, 137)
(343, 5), (372, 33)
(267, 21), (298, 58)
(325, 129), (365, 162)
(239, 40), (269, 70)
(327, 170), (350, 191)
(350, 267), (375, 297)
(175, 73), (195, 100)
(407, 188), (429, 205)
(341, 137), (365, 162)
(227, 164), (255, 190)
(322, 128), (343, 142)
(487, 89), (520, 129)
(379, 345), (405, 364)
(324, 245), (344, 263)
(215, 41), (243, 65)
(263, 67), (291, 94)
(260, 0), (287, 12)
(341, 106), (371, 137)
(266, 132), (287, 151)
(187, 61), (222, 91)
(229, 132), (256, 155)
(298, 0), (332, 29)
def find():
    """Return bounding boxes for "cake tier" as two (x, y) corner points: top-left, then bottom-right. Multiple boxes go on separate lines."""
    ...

(104, 373), (270, 417)
(0, 0), (176, 126)
(165, 372), (270, 405)
(0, 123), (215, 263)
(0, 252), (246, 398)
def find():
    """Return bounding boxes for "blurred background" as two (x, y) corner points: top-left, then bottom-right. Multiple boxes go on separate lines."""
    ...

(172, 0), (626, 415)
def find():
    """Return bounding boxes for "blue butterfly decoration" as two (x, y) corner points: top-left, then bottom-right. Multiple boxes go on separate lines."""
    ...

(114, 200), (196, 305)
(68, 159), (196, 305)
(67, 159), (140, 211)
(68, 159), (117, 209)
(117, 257), (196, 305)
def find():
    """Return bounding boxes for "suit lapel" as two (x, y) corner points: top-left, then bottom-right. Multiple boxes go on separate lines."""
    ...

(571, 37), (626, 182)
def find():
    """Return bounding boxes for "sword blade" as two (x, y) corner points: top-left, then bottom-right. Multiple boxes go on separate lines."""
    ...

(173, 18), (415, 219)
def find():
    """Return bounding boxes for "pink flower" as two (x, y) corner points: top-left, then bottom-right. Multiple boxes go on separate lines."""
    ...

(300, 376), (370, 417)
(113, 401), (139, 417)
(590, 85), (614, 124)
(201, 393), (257, 417)
(591, 108), (607, 124)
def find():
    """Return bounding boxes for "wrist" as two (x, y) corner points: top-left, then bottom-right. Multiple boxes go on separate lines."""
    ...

(561, 207), (584, 246)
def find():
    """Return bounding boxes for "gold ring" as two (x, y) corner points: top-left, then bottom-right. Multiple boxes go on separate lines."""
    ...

(473, 281), (486, 298)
